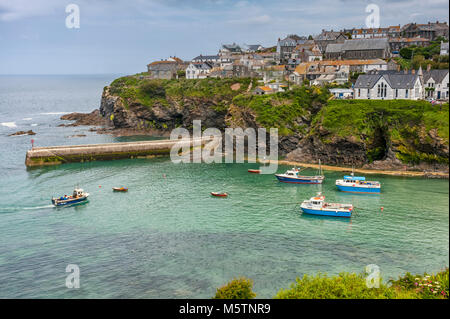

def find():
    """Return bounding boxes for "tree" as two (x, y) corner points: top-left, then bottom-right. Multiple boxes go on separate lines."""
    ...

(213, 277), (256, 299)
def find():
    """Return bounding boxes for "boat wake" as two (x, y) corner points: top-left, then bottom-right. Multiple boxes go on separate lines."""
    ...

(0, 205), (54, 213)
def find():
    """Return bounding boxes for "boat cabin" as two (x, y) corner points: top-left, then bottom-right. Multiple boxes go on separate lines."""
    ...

(343, 175), (365, 183)
(73, 188), (84, 198)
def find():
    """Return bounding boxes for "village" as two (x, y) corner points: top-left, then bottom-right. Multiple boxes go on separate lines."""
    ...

(145, 21), (449, 102)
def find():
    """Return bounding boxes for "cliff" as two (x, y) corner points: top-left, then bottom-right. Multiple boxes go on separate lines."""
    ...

(99, 75), (449, 172)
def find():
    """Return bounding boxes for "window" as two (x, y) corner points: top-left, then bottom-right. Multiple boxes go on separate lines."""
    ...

(395, 89), (398, 98)
(377, 82), (387, 98)
(405, 89), (409, 98)
(358, 89), (361, 97)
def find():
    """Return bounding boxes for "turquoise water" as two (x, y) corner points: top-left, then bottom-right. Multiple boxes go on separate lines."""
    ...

(0, 75), (448, 298)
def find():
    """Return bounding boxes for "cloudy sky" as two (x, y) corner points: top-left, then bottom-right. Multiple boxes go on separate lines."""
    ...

(0, 0), (448, 74)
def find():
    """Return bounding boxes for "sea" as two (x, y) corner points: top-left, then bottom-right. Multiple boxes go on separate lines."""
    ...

(0, 75), (448, 298)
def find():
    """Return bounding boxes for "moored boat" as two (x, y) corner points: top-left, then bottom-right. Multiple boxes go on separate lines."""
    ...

(275, 160), (324, 184)
(51, 188), (89, 207)
(300, 193), (353, 218)
(248, 169), (261, 174)
(211, 192), (228, 197)
(113, 187), (128, 192)
(336, 174), (381, 194)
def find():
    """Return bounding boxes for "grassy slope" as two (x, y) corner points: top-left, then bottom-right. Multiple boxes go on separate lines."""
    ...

(107, 76), (449, 164)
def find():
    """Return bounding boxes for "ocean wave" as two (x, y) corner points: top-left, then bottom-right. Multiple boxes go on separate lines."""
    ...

(23, 118), (32, 121)
(1, 122), (17, 128)
(31, 124), (38, 127)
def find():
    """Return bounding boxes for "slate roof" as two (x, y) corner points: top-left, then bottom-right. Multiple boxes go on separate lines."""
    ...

(423, 69), (449, 84)
(191, 62), (213, 70)
(192, 55), (220, 61)
(342, 38), (390, 51)
(325, 43), (344, 53)
(354, 72), (419, 89)
(278, 35), (307, 47)
(314, 31), (345, 41)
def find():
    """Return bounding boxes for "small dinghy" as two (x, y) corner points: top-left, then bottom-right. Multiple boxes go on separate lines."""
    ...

(300, 192), (353, 218)
(248, 169), (261, 174)
(211, 192), (228, 197)
(112, 187), (128, 192)
(51, 188), (89, 207)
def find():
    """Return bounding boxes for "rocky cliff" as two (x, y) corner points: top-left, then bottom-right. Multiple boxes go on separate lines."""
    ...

(99, 75), (449, 172)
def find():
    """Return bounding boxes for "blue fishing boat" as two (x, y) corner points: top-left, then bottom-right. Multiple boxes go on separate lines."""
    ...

(51, 188), (89, 207)
(275, 160), (324, 184)
(300, 193), (353, 218)
(336, 173), (381, 194)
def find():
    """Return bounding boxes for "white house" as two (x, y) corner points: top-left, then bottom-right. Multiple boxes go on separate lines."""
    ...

(440, 42), (449, 56)
(329, 88), (354, 99)
(354, 71), (424, 100)
(423, 69), (449, 100)
(186, 62), (213, 79)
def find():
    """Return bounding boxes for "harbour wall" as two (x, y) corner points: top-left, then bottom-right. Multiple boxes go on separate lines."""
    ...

(25, 137), (212, 167)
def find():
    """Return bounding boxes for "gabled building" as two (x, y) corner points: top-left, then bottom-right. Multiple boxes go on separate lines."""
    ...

(147, 56), (187, 79)
(192, 55), (220, 64)
(276, 34), (308, 63)
(313, 30), (347, 53)
(325, 38), (391, 60)
(242, 44), (264, 53)
(354, 70), (423, 100)
(219, 43), (242, 57)
(185, 62), (213, 79)
(401, 21), (449, 40)
(423, 68), (449, 100)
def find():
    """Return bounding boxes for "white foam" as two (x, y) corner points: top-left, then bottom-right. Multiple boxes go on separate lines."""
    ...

(23, 118), (32, 121)
(1, 122), (17, 128)
(31, 124), (38, 127)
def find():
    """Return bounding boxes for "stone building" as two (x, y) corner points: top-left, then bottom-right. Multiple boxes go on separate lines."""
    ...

(325, 38), (391, 60)
(401, 21), (449, 40)
(147, 57), (187, 80)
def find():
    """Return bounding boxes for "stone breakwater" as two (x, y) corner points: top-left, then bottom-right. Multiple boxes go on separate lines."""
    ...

(25, 137), (212, 167)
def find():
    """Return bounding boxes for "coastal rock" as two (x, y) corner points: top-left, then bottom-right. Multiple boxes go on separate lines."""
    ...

(9, 130), (36, 136)
(60, 110), (107, 127)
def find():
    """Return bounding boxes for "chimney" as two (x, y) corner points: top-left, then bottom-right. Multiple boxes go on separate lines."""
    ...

(427, 63), (431, 71)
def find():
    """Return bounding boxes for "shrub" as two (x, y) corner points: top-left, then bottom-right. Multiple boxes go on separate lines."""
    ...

(390, 268), (449, 299)
(213, 277), (256, 299)
(139, 81), (166, 98)
(274, 273), (397, 299)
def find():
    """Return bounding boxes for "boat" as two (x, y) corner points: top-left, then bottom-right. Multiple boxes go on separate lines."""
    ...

(51, 188), (89, 207)
(113, 187), (128, 192)
(211, 192), (228, 197)
(275, 160), (324, 184)
(336, 170), (381, 194)
(300, 193), (353, 218)
(248, 169), (261, 174)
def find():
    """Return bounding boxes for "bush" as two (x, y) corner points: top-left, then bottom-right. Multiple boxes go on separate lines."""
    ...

(139, 81), (166, 98)
(213, 277), (256, 299)
(274, 273), (400, 299)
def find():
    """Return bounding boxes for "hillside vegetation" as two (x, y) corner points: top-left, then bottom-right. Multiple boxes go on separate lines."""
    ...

(102, 76), (449, 167)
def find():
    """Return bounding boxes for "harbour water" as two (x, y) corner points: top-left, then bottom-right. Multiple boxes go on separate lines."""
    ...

(0, 75), (448, 298)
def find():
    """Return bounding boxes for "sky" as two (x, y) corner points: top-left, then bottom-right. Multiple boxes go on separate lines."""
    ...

(0, 0), (449, 74)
